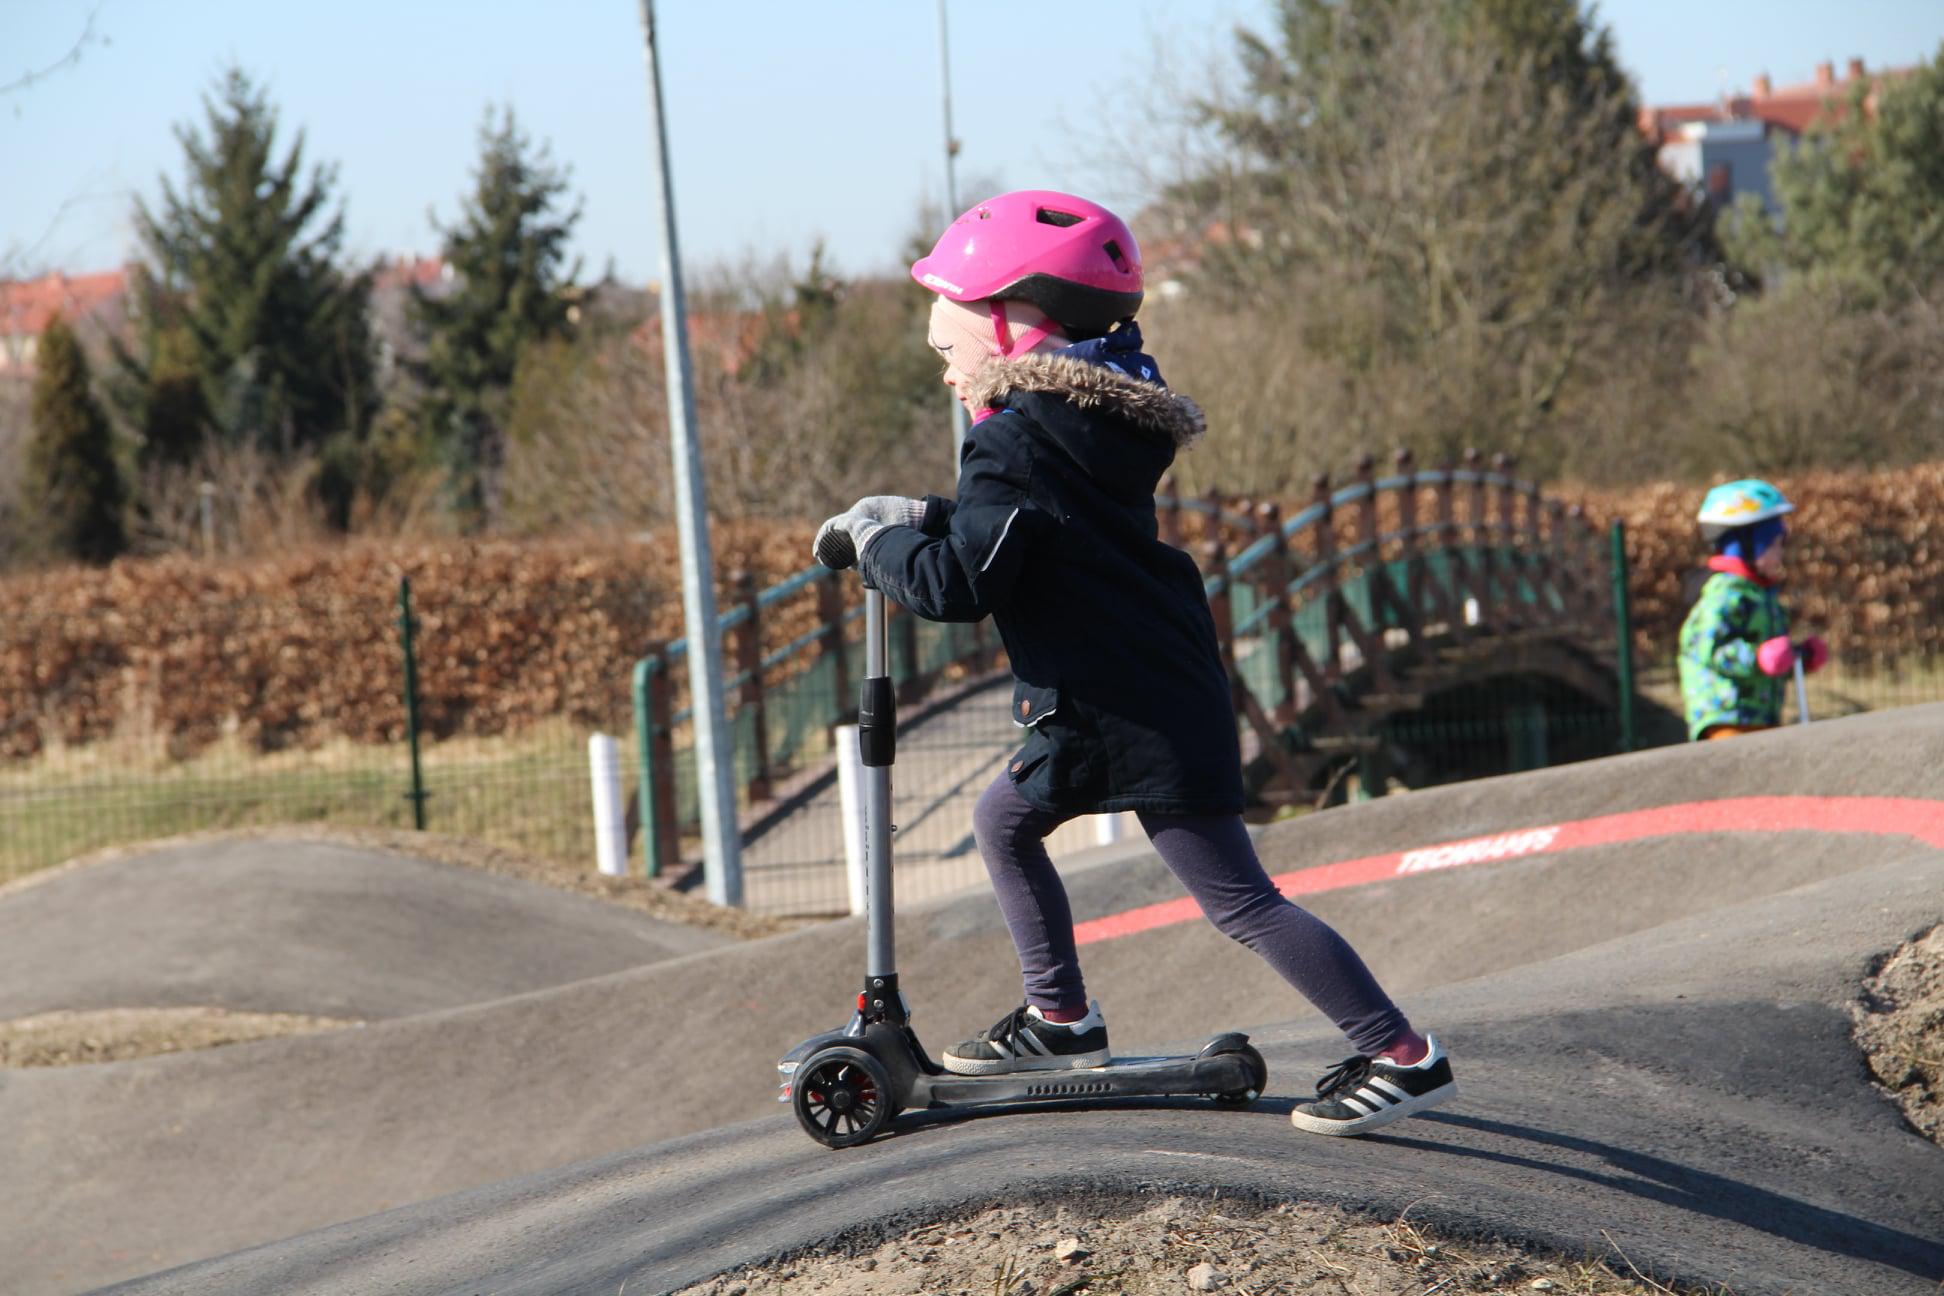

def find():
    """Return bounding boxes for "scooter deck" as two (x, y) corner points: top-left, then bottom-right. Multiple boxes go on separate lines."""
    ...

(911, 1051), (1257, 1109)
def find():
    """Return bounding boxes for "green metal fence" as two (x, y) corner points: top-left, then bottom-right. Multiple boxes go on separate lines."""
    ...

(1, 578), (653, 887)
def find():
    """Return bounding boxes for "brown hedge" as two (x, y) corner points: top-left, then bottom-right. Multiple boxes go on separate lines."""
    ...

(0, 524), (819, 761)
(5, 462), (1938, 762)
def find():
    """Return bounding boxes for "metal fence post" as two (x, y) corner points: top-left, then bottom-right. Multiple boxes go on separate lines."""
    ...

(1257, 500), (1297, 725)
(1494, 452), (1521, 624)
(396, 576), (429, 830)
(1312, 473), (1342, 680)
(631, 646), (680, 876)
(893, 597), (920, 702)
(816, 568), (852, 722)
(734, 570), (771, 802)
(1466, 448), (1494, 629)
(1609, 520), (1637, 752)
(632, 652), (667, 877)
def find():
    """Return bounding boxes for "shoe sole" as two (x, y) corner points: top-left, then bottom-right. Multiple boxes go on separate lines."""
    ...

(940, 1047), (1112, 1076)
(1288, 1080), (1457, 1136)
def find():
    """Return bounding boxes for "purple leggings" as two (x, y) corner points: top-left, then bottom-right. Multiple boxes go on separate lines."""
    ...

(973, 773), (1413, 1057)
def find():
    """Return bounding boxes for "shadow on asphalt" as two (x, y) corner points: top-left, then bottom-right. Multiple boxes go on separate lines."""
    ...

(1384, 1111), (1944, 1282)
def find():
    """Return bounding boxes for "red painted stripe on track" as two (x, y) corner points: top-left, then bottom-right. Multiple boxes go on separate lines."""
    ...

(1072, 795), (1944, 947)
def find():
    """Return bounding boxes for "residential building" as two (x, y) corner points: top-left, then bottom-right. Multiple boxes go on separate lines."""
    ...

(0, 269), (128, 375)
(1639, 58), (1908, 212)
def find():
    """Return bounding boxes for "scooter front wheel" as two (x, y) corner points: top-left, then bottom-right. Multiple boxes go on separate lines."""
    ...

(791, 1046), (894, 1148)
(1211, 1042), (1268, 1105)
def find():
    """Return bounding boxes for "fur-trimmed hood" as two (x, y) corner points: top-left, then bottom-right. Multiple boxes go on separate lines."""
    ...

(963, 352), (1206, 450)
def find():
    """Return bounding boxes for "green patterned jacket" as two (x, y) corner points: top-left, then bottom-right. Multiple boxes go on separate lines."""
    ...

(1678, 568), (1788, 739)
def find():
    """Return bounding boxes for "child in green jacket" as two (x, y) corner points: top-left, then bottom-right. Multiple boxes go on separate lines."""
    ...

(1678, 479), (1827, 740)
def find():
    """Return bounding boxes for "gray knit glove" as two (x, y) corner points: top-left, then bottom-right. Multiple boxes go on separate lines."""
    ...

(812, 496), (925, 569)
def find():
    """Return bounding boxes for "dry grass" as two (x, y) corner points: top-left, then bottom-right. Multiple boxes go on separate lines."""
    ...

(0, 1006), (355, 1067)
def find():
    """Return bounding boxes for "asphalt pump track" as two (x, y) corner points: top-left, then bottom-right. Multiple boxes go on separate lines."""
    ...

(4, 707), (1940, 1295)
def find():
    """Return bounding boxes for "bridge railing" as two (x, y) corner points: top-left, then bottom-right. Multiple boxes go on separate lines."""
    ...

(1180, 449), (1617, 801)
(630, 449), (1616, 880)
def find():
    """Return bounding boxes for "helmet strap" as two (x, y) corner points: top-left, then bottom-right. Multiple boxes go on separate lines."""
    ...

(989, 299), (1060, 359)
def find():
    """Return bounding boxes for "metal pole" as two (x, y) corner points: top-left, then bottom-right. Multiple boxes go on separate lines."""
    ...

(860, 589), (896, 978)
(1792, 655), (1812, 725)
(1608, 521), (1637, 753)
(936, 0), (970, 464)
(197, 481), (216, 557)
(397, 576), (428, 830)
(631, 655), (666, 877)
(636, 0), (743, 906)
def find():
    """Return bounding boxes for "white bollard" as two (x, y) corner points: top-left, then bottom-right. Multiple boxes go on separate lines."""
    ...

(835, 725), (868, 916)
(1094, 812), (1125, 846)
(588, 733), (627, 877)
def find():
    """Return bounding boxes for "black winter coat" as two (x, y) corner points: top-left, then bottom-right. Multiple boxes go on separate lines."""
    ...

(861, 347), (1244, 817)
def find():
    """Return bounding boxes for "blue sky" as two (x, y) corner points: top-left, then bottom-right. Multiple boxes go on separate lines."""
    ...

(3, 0), (1941, 284)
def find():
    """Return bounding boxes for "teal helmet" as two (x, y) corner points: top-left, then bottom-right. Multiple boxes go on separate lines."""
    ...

(1697, 479), (1792, 541)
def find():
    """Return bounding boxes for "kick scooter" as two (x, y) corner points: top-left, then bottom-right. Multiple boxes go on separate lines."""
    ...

(778, 538), (1267, 1148)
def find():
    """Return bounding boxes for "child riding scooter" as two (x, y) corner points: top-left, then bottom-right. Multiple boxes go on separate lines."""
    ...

(814, 191), (1456, 1136)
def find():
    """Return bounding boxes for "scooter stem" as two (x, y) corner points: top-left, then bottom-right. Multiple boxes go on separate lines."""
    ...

(860, 587), (897, 978)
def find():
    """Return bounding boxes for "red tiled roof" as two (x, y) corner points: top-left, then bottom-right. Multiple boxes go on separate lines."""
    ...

(632, 308), (796, 378)
(372, 255), (449, 291)
(1639, 61), (1915, 143)
(0, 269), (127, 337)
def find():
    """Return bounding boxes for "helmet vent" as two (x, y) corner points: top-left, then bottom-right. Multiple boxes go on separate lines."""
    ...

(1035, 208), (1083, 228)
(1103, 239), (1130, 271)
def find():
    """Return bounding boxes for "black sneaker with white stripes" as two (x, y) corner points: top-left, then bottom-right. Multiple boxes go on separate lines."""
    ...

(1289, 1034), (1457, 1136)
(941, 1001), (1110, 1075)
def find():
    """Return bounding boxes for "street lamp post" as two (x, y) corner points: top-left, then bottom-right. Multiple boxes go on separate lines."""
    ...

(635, 0), (744, 907)
(937, 0), (970, 464)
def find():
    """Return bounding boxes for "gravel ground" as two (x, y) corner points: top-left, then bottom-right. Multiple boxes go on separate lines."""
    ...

(678, 1196), (1719, 1296)
(1854, 924), (1944, 1145)
(0, 1007), (354, 1067)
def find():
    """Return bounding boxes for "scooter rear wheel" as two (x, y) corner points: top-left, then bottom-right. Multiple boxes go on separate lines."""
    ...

(791, 1046), (893, 1148)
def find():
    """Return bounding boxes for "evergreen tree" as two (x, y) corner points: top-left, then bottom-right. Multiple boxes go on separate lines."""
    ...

(127, 67), (375, 521)
(1730, 44), (1944, 298)
(413, 107), (580, 529)
(26, 316), (126, 564)
(116, 267), (209, 469)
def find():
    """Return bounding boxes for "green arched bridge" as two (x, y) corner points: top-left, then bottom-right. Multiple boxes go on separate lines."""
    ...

(633, 449), (1633, 913)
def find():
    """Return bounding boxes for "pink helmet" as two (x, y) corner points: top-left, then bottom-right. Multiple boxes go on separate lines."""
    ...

(911, 190), (1144, 341)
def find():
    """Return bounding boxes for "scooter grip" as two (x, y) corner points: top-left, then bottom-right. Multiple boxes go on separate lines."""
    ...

(815, 525), (857, 571)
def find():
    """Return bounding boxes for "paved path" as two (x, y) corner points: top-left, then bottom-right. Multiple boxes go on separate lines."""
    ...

(0, 840), (725, 1021)
(103, 853), (1944, 1296)
(8, 705), (1942, 1293)
(741, 676), (1125, 915)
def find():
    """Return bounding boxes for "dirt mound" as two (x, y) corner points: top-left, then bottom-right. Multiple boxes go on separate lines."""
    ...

(682, 1196), (1702, 1296)
(1855, 924), (1944, 1145)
